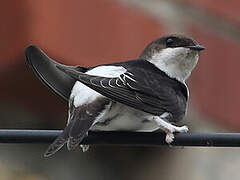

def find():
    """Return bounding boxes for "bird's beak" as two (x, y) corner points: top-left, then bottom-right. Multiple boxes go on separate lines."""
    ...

(186, 44), (205, 51)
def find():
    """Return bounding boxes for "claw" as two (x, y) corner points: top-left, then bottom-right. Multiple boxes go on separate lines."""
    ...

(80, 145), (89, 152)
(165, 132), (174, 144)
(164, 125), (188, 144)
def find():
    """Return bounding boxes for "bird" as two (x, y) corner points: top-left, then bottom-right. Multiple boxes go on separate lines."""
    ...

(44, 34), (205, 157)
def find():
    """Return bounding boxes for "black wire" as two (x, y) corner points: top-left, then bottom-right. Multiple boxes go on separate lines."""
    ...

(0, 129), (240, 147)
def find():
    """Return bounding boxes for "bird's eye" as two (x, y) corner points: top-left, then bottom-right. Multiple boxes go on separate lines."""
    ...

(166, 38), (174, 47)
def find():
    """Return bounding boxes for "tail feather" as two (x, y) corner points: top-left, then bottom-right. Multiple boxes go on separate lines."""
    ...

(44, 122), (73, 157)
(67, 133), (87, 150)
(44, 133), (68, 157)
(44, 93), (109, 157)
(44, 118), (92, 156)
(67, 117), (95, 150)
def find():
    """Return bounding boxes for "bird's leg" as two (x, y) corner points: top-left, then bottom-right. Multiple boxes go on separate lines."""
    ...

(151, 112), (188, 144)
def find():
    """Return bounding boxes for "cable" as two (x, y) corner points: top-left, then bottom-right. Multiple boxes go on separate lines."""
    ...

(0, 129), (239, 147)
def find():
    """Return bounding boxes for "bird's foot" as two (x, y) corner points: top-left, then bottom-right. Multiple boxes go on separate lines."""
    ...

(80, 145), (89, 152)
(151, 114), (188, 144)
(165, 125), (188, 144)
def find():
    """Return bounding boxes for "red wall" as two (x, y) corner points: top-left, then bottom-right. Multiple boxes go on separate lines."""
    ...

(0, 0), (165, 124)
(1, 0), (240, 129)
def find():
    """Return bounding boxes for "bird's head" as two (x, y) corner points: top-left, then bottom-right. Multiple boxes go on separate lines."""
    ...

(139, 34), (205, 82)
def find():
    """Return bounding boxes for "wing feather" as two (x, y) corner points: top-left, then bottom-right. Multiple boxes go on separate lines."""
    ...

(56, 60), (188, 122)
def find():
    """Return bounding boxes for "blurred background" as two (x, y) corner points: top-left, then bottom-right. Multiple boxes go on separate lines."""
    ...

(1, 0), (240, 179)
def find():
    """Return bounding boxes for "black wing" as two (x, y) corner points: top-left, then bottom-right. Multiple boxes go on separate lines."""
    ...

(25, 45), (90, 101)
(57, 60), (188, 122)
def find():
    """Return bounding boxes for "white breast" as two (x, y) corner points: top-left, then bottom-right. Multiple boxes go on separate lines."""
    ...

(150, 47), (199, 82)
(70, 65), (126, 107)
(91, 104), (159, 132)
